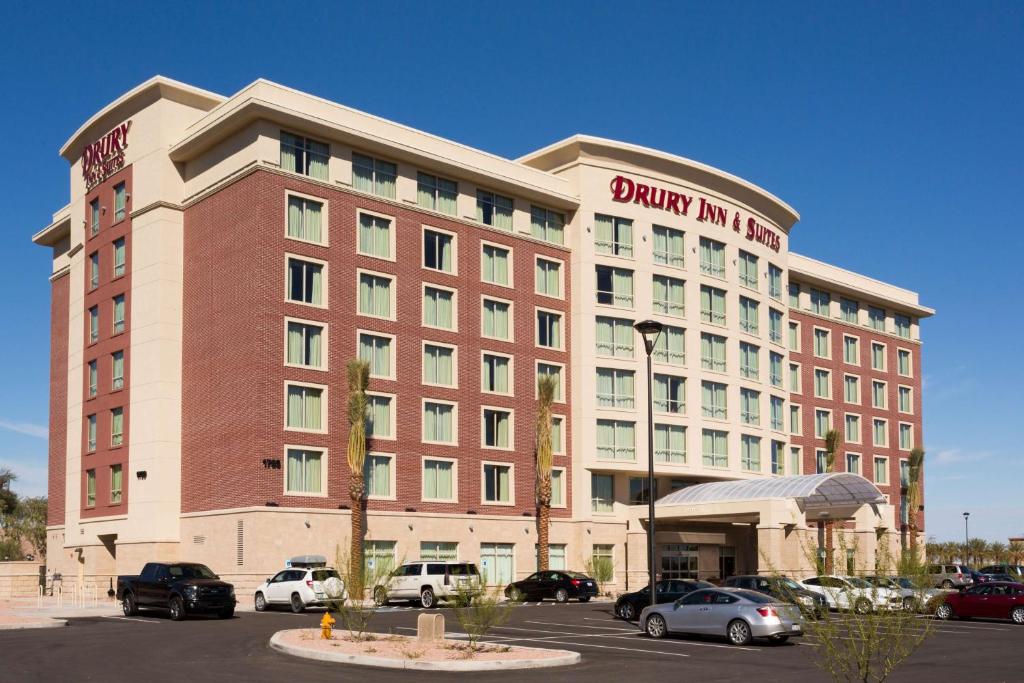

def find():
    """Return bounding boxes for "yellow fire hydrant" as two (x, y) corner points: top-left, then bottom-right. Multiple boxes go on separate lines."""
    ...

(320, 611), (335, 640)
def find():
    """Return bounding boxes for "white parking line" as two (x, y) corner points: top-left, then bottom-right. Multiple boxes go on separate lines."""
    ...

(491, 624), (762, 652)
(526, 620), (639, 632)
(102, 616), (163, 624)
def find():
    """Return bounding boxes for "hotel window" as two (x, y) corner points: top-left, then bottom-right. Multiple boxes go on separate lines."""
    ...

(874, 456), (888, 485)
(358, 333), (392, 378)
(423, 286), (455, 330)
(741, 435), (761, 472)
(788, 321), (800, 351)
(112, 351), (124, 391)
(86, 470), (96, 507)
(655, 375), (686, 414)
(738, 251), (758, 290)
(840, 298), (859, 324)
(844, 335), (859, 364)
(112, 295), (125, 334)
(90, 198), (100, 236)
(113, 238), (125, 278)
(699, 238), (726, 278)
(365, 394), (392, 438)
(535, 257), (560, 297)
(537, 309), (562, 349)
(358, 273), (392, 319)
(287, 257), (324, 306)
(652, 225), (684, 267)
(739, 342), (759, 380)
(87, 360), (97, 398)
(551, 416), (564, 454)
(482, 244), (511, 286)
(352, 152), (396, 199)
(476, 190), (513, 230)
(768, 309), (783, 343)
(813, 328), (830, 358)
(420, 540), (457, 562)
(287, 195), (324, 244)
(816, 449), (828, 474)
(281, 132), (329, 180)
(701, 333), (727, 372)
(702, 429), (728, 468)
(789, 405), (801, 435)
(846, 452), (861, 475)
(531, 206), (565, 245)
(482, 298), (511, 340)
(653, 275), (685, 317)
(286, 384), (323, 431)
(702, 381), (727, 419)
(700, 285), (726, 326)
(898, 386), (912, 413)
(654, 424), (686, 464)
(768, 264), (783, 300)
(113, 183), (126, 222)
(483, 409), (512, 449)
(770, 396), (784, 431)
(423, 458), (455, 501)
(814, 369), (831, 399)
(596, 419), (635, 461)
(770, 352), (783, 388)
(872, 381), (887, 409)
(536, 363), (563, 401)
(89, 252), (99, 290)
(87, 414), (97, 452)
(845, 414), (861, 443)
(810, 288), (830, 316)
(629, 477), (658, 505)
(771, 440), (785, 474)
(595, 316), (634, 358)
(483, 463), (512, 503)
(592, 474), (614, 513)
(364, 541), (397, 575)
(423, 401), (456, 444)
(844, 375), (860, 403)
(815, 409), (831, 438)
(363, 454), (393, 499)
(481, 353), (511, 394)
(789, 446), (802, 475)
(788, 363), (800, 392)
(417, 172), (458, 215)
(868, 306), (886, 331)
(596, 368), (635, 409)
(423, 344), (454, 387)
(286, 321), (324, 369)
(357, 212), (391, 258)
(873, 419), (888, 447)
(894, 314), (912, 339)
(900, 460), (910, 488)
(653, 325), (685, 366)
(788, 283), (800, 308)
(285, 448), (323, 494)
(424, 228), (455, 274)
(740, 388), (760, 425)
(594, 214), (632, 257)
(871, 342), (886, 370)
(897, 349), (912, 376)
(899, 424), (913, 450)
(111, 407), (124, 446)
(739, 297), (759, 334)
(596, 265), (634, 308)
(110, 464), (123, 504)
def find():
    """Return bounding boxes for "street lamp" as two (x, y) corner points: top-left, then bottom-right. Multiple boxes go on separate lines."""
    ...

(634, 319), (664, 609)
(963, 512), (970, 563)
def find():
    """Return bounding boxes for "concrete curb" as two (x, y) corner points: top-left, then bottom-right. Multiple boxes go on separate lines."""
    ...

(269, 630), (581, 671)
(0, 619), (68, 631)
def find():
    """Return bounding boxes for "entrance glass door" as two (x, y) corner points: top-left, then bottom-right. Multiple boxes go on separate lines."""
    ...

(659, 544), (698, 580)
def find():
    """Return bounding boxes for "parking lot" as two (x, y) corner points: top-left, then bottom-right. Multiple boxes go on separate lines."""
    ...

(0, 601), (1020, 682)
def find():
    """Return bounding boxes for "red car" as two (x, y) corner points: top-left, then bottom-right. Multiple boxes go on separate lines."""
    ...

(936, 582), (1024, 624)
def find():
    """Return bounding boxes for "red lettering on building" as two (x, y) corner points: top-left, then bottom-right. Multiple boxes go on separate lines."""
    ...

(82, 120), (132, 190)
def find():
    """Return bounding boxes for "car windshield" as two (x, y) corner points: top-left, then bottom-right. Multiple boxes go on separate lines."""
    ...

(777, 578), (802, 590)
(449, 564), (479, 576)
(895, 578), (915, 589)
(734, 590), (774, 603)
(169, 564), (217, 579)
(846, 578), (871, 588)
(865, 577), (895, 587)
(565, 572), (590, 579)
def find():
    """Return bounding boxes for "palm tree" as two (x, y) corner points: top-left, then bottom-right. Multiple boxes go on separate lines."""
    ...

(535, 375), (557, 572)
(823, 429), (840, 573)
(346, 359), (370, 585)
(1009, 540), (1024, 565)
(0, 468), (17, 516)
(904, 447), (925, 561)
(967, 537), (988, 567)
(989, 541), (1007, 565)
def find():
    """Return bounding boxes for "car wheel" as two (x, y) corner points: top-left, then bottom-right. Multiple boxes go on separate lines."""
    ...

(169, 596), (185, 621)
(769, 635), (789, 645)
(854, 598), (872, 615)
(727, 619), (753, 646)
(935, 603), (954, 620)
(618, 602), (636, 621)
(902, 596), (916, 612)
(217, 606), (234, 619)
(507, 587), (524, 602)
(579, 596), (591, 603)
(122, 592), (138, 617)
(290, 593), (304, 613)
(645, 614), (668, 638)
(1011, 606), (1024, 625)
(941, 580), (954, 589)
(254, 592), (267, 612)
(554, 588), (569, 603)
(373, 586), (389, 606)
(420, 588), (435, 609)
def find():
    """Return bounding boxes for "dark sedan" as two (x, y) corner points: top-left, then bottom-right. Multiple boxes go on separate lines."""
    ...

(936, 582), (1024, 623)
(975, 572), (1023, 584)
(722, 575), (828, 618)
(505, 571), (598, 603)
(615, 579), (713, 621)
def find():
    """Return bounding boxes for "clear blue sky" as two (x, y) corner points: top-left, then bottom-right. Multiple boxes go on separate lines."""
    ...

(1, 1), (1020, 543)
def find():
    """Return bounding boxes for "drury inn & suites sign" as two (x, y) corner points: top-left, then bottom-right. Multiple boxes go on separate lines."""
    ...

(82, 121), (132, 190)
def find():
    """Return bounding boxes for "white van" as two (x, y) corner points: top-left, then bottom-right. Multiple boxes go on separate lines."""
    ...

(374, 561), (481, 608)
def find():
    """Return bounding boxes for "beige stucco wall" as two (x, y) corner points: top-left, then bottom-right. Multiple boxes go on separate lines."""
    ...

(0, 562), (44, 599)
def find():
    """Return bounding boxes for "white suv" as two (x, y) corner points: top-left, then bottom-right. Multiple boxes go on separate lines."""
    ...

(374, 561), (481, 608)
(254, 567), (345, 613)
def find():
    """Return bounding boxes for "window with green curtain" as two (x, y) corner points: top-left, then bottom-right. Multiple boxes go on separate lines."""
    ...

(814, 369), (830, 398)
(110, 465), (123, 504)
(654, 375), (685, 414)
(700, 285), (726, 325)
(899, 424), (913, 450)
(423, 402), (454, 443)
(591, 474), (614, 513)
(740, 388), (760, 425)
(874, 457), (888, 484)
(844, 375), (859, 403)
(812, 410), (830, 438)
(282, 132), (329, 180)
(841, 298), (859, 323)
(358, 212), (390, 258)
(423, 344), (454, 386)
(699, 238), (725, 278)
(815, 450), (828, 474)
(844, 336), (859, 364)
(483, 409), (511, 448)
(595, 316), (633, 357)
(768, 264), (782, 299)
(898, 387), (912, 413)
(358, 333), (391, 377)
(113, 238), (125, 278)
(789, 447), (801, 474)
(532, 206), (565, 245)
(739, 251), (758, 289)
(417, 172), (457, 215)
(596, 368), (634, 409)
(701, 333), (726, 372)
(357, 273), (390, 318)
(872, 381), (886, 408)
(86, 470), (96, 507)
(482, 299), (510, 339)
(769, 309), (782, 343)
(88, 360), (97, 397)
(897, 350), (911, 376)
(287, 196), (324, 243)
(702, 429), (728, 467)
(535, 257), (560, 296)
(476, 190), (513, 230)
(652, 225), (684, 267)
(845, 414), (860, 442)
(595, 265), (634, 308)
(788, 363), (799, 392)
(740, 296), (759, 333)
(895, 314), (911, 339)
(111, 351), (123, 390)
(114, 183), (126, 221)
(770, 396), (784, 431)
(285, 385), (322, 430)
(422, 286), (454, 329)
(287, 321), (322, 367)
(89, 252), (99, 289)
(653, 275), (684, 316)
(481, 354), (510, 393)
(702, 381), (727, 419)
(364, 540), (397, 575)
(113, 295), (125, 333)
(653, 326), (685, 365)
(846, 453), (861, 475)
(654, 424), (686, 463)
(788, 322), (799, 351)
(550, 469), (564, 506)
(551, 416), (563, 453)
(423, 459), (454, 500)
(770, 352), (783, 387)
(810, 288), (830, 315)
(483, 463), (511, 502)
(741, 435), (761, 471)
(871, 343), (885, 370)
(90, 199), (100, 235)
(87, 415), (97, 451)
(420, 541), (458, 561)
(483, 244), (510, 286)
(596, 419), (634, 460)
(285, 448), (323, 494)
(365, 394), (392, 438)
(537, 310), (561, 348)
(788, 283), (800, 308)
(594, 214), (631, 256)
(364, 454), (391, 497)
(789, 405), (801, 434)
(352, 153), (396, 198)
(537, 363), (563, 401)
(868, 306), (886, 331)
(740, 342), (759, 380)
(111, 407), (124, 446)
(814, 328), (830, 357)
(287, 258), (323, 305)
(424, 229), (454, 273)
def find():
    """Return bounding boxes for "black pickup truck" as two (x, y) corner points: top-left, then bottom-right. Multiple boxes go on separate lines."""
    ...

(117, 562), (236, 620)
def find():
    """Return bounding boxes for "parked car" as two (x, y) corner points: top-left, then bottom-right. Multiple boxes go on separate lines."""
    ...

(117, 562), (235, 621)
(722, 575), (828, 618)
(639, 587), (803, 646)
(974, 572), (1022, 585)
(935, 582), (1024, 624)
(799, 575), (903, 613)
(978, 565), (1024, 579)
(614, 579), (713, 621)
(928, 564), (974, 589)
(254, 566), (345, 613)
(505, 570), (598, 603)
(862, 576), (943, 612)
(373, 561), (481, 608)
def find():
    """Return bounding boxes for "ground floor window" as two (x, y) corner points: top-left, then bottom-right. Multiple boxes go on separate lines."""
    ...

(364, 540), (396, 576)
(592, 544), (614, 564)
(846, 548), (856, 574)
(719, 546), (736, 580)
(659, 543), (698, 580)
(480, 543), (514, 585)
(420, 541), (458, 561)
(535, 543), (566, 570)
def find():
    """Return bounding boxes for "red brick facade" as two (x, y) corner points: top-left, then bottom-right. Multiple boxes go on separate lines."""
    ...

(47, 274), (69, 526)
(181, 168), (572, 518)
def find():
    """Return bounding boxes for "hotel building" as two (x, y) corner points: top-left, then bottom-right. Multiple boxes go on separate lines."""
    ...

(34, 77), (932, 590)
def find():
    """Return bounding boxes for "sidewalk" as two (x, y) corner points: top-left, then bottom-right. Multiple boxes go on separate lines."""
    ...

(0, 596), (122, 630)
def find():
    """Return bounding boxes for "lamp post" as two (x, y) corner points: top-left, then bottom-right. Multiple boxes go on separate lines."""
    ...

(634, 319), (664, 609)
(963, 512), (970, 564)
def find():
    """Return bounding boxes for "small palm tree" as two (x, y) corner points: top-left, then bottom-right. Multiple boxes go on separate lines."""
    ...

(967, 537), (988, 567)
(1009, 540), (1024, 565)
(823, 429), (840, 573)
(989, 541), (1008, 565)
(535, 375), (557, 572)
(905, 447), (925, 560)
(346, 359), (371, 585)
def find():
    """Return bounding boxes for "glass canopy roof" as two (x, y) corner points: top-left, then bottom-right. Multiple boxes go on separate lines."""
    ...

(654, 473), (886, 511)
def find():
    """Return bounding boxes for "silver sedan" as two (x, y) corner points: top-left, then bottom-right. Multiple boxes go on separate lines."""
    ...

(639, 587), (803, 646)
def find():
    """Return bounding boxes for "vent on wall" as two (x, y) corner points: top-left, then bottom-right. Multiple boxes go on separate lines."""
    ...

(192, 535), (206, 545)
(236, 521), (244, 566)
